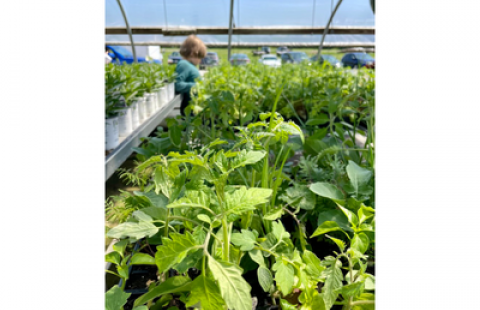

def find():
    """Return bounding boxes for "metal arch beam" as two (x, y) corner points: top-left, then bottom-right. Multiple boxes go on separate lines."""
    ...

(115, 0), (137, 62)
(317, 0), (344, 57)
(227, 0), (235, 60)
(105, 26), (375, 35)
(104, 41), (375, 48)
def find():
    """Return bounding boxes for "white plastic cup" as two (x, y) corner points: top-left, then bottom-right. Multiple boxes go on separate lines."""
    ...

(145, 93), (156, 117)
(168, 82), (175, 101)
(130, 101), (140, 129)
(105, 116), (120, 150)
(157, 87), (168, 109)
(117, 107), (133, 137)
(137, 96), (146, 122)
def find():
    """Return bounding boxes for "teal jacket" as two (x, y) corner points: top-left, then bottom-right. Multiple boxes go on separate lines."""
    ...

(174, 59), (200, 94)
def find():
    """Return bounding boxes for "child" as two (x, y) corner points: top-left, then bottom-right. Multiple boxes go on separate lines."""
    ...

(174, 35), (206, 116)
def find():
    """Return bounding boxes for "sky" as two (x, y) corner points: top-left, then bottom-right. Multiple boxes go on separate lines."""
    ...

(105, 0), (375, 43)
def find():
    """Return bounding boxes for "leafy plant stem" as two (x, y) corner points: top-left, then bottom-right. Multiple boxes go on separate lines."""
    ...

(164, 209), (170, 238)
(282, 207), (306, 252)
(222, 217), (229, 261)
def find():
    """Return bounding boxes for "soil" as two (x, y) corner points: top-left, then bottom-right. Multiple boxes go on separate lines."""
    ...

(125, 265), (158, 291)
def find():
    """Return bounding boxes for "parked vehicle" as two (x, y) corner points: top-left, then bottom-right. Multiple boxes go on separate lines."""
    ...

(229, 53), (250, 66)
(276, 46), (289, 56)
(258, 54), (281, 68)
(341, 52), (375, 69)
(106, 45), (161, 64)
(253, 46), (271, 56)
(199, 57), (217, 70)
(168, 51), (183, 65)
(206, 52), (220, 64)
(280, 52), (310, 64)
(311, 54), (342, 68)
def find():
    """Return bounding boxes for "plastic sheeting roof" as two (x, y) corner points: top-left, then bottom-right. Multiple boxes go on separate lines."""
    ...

(105, 0), (375, 44)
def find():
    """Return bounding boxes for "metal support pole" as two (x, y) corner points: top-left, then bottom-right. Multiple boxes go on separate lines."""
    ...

(227, 0), (235, 60)
(317, 0), (344, 57)
(116, 0), (137, 63)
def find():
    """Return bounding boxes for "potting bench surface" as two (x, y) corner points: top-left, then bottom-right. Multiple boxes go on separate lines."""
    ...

(105, 94), (183, 181)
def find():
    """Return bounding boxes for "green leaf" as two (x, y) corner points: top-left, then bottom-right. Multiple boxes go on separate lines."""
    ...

(131, 253), (156, 265)
(309, 182), (345, 203)
(321, 258), (343, 310)
(351, 233), (370, 254)
(346, 161), (373, 197)
(132, 306), (148, 310)
(175, 249), (204, 273)
(272, 221), (291, 241)
(132, 210), (153, 222)
(169, 124), (182, 147)
(136, 191), (169, 208)
(231, 229), (258, 251)
(336, 281), (364, 299)
(306, 115), (329, 125)
(133, 276), (192, 307)
(105, 285), (131, 310)
(326, 235), (346, 252)
(154, 167), (172, 198)
(302, 250), (325, 279)
(208, 258), (252, 310)
(279, 184), (317, 210)
(311, 221), (347, 238)
(264, 207), (283, 220)
(112, 239), (128, 257)
(105, 252), (121, 266)
(280, 299), (297, 310)
(137, 206), (167, 222)
(197, 214), (211, 224)
(258, 266), (273, 292)
(155, 232), (199, 273)
(224, 187), (273, 216)
(358, 205), (375, 225)
(185, 275), (226, 310)
(107, 222), (159, 240)
(337, 204), (359, 228)
(248, 249), (266, 267)
(317, 209), (351, 232)
(272, 257), (294, 295)
(231, 150), (267, 170)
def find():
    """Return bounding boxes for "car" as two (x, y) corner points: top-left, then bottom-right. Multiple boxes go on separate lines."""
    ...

(199, 57), (218, 70)
(280, 52), (310, 64)
(229, 53), (250, 66)
(168, 51), (182, 65)
(205, 52), (220, 64)
(341, 53), (375, 69)
(276, 46), (289, 56)
(258, 55), (281, 68)
(253, 46), (271, 56)
(106, 45), (161, 64)
(310, 54), (342, 68)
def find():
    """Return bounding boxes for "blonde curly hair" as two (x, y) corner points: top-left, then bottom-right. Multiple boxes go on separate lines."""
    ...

(179, 35), (207, 59)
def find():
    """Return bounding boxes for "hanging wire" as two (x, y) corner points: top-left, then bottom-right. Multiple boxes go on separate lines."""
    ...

(163, 0), (168, 29)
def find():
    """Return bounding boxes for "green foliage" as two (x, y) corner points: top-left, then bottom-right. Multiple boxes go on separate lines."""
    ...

(105, 62), (375, 310)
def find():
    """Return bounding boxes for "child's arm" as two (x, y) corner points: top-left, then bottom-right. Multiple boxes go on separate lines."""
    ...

(174, 62), (195, 94)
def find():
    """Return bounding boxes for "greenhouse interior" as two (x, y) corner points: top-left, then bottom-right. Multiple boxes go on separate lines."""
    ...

(105, 1), (375, 309)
